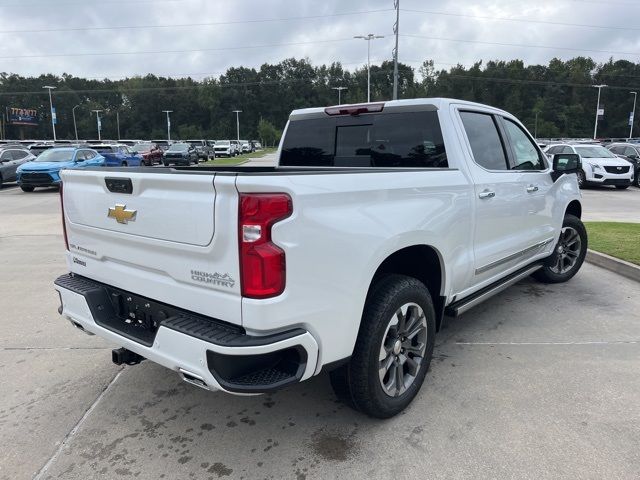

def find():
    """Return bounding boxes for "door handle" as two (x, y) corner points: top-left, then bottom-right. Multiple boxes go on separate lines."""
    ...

(478, 190), (495, 199)
(526, 185), (539, 193)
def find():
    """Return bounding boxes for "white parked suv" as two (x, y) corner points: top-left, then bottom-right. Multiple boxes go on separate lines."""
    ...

(545, 143), (633, 189)
(54, 99), (586, 418)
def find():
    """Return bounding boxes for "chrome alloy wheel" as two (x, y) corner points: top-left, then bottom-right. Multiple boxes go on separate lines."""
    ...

(378, 302), (427, 397)
(550, 226), (582, 274)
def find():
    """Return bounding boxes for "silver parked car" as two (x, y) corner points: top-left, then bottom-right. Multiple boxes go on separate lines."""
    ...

(0, 147), (36, 187)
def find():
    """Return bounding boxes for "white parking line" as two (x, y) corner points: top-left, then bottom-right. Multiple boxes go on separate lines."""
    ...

(456, 340), (639, 345)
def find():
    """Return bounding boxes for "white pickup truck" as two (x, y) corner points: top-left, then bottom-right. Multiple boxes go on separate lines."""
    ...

(55, 99), (587, 418)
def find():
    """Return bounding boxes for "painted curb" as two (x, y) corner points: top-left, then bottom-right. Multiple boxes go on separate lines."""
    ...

(586, 249), (640, 283)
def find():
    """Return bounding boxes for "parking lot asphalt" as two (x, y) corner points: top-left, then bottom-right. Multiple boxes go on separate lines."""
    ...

(1, 183), (639, 480)
(581, 185), (640, 223)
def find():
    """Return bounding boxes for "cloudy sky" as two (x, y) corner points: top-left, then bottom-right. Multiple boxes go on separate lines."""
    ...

(1, 0), (638, 80)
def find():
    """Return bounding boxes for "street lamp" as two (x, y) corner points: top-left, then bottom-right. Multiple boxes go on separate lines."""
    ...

(162, 110), (172, 141)
(592, 84), (607, 140)
(354, 34), (384, 103)
(232, 110), (242, 141)
(91, 109), (103, 141)
(630, 91), (637, 139)
(72, 104), (80, 141)
(43, 85), (57, 141)
(332, 86), (348, 105)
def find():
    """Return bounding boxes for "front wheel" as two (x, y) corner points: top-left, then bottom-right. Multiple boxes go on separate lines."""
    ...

(635, 174), (640, 188)
(615, 185), (629, 190)
(533, 214), (587, 284)
(330, 274), (435, 418)
(20, 185), (35, 192)
(576, 169), (586, 188)
(163, 161), (169, 167)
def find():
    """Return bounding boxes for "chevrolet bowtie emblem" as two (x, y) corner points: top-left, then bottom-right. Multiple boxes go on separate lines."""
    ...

(108, 204), (137, 224)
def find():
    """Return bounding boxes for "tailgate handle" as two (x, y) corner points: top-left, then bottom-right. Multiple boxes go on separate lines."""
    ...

(105, 177), (133, 194)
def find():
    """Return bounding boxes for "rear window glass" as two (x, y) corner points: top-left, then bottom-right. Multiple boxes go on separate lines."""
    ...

(280, 111), (448, 168)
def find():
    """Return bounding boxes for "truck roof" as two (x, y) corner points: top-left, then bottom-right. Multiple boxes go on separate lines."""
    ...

(289, 98), (512, 120)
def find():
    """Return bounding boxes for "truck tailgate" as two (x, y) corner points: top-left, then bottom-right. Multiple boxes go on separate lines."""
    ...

(60, 169), (242, 325)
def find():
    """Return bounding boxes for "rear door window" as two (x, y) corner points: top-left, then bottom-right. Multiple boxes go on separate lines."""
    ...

(280, 111), (448, 168)
(460, 111), (508, 170)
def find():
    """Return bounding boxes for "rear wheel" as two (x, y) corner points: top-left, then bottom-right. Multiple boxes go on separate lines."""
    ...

(635, 174), (640, 188)
(533, 214), (587, 284)
(20, 185), (34, 192)
(163, 161), (169, 167)
(330, 274), (435, 418)
(576, 170), (586, 188)
(121, 161), (128, 167)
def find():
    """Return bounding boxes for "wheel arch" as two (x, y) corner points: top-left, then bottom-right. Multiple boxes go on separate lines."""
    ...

(565, 200), (582, 219)
(368, 245), (446, 332)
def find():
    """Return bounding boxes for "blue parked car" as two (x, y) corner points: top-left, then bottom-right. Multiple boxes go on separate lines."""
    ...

(90, 143), (143, 167)
(17, 147), (104, 191)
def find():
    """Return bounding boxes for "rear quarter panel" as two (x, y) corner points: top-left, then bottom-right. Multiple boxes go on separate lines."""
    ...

(235, 170), (473, 368)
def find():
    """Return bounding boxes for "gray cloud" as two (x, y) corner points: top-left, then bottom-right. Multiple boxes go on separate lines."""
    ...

(0, 0), (638, 80)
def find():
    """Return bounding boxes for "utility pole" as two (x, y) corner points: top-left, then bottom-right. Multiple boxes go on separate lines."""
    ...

(91, 109), (103, 141)
(332, 86), (348, 104)
(116, 111), (121, 140)
(392, 0), (400, 100)
(43, 85), (57, 141)
(162, 110), (172, 141)
(72, 104), (80, 141)
(354, 34), (384, 102)
(630, 91), (637, 139)
(534, 111), (539, 139)
(232, 110), (242, 140)
(592, 84), (607, 140)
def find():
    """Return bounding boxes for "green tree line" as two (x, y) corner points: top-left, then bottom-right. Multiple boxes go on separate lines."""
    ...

(2, 56), (640, 141)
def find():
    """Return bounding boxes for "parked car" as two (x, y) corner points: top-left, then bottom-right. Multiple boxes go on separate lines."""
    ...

(0, 147), (36, 187)
(186, 139), (215, 161)
(250, 140), (262, 150)
(230, 140), (241, 156)
(118, 139), (142, 146)
(17, 147), (104, 191)
(213, 140), (234, 157)
(606, 143), (640, 188)
(55, 98), (586, 418)
(162, 142), (199, 166)
(239, 139), (253, 153)
(545, 143), (633, 189)
(131, 142), (163, 166)
(89, 144), (144, 167)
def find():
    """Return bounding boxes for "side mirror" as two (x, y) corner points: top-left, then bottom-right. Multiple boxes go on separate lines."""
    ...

(552, 153), (581, 181)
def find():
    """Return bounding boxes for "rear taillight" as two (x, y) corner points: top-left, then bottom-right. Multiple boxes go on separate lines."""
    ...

(238, 193), (292, 299)
(59, 183), (69, 250)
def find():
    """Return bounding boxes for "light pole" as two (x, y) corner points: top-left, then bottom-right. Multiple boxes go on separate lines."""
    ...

(592, 84), (607, 140)
(91, 109), (103, 141)
(232, 110), (242, 140)
(354, 33), (384, 103)
(43, 85), (57, 141)
(72, 104), (80, 141)
(116, 111), (121, 140)
(332, 86), (348, 104)
(392, 0), (400, 100)
(630, 91), (637, 139)
(162, 110), (172, 141)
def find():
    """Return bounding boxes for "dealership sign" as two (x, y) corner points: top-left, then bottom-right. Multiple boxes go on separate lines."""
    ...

(7, 107), (38, 126)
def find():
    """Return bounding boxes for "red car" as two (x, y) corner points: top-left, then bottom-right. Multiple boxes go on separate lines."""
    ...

(131, 142), (163, 166)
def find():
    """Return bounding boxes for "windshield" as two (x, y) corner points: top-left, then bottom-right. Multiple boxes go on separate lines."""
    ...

(187, 141), (202, 146)
(93, 146), (115, 153)
(131, 143), (152, 152)
(167, 143), (189, 152)
(216, 140), (230, 146)
(574, 146), (616, 158)
(34, 149), (75, 162)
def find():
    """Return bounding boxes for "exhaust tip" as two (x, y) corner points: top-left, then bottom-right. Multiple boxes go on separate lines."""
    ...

(179, 369), (210, 390)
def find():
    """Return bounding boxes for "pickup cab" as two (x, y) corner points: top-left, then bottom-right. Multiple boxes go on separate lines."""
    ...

(54, 99), (586, 418)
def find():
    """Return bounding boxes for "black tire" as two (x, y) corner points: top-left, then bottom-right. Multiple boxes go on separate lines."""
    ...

(163, 161), (170, 167)
(533, 214), (587, 284)
(0, 175), (3, 189)
(635, 174), (640, 188)
(576, 169), (586, 189)
(615, 185), (629, 190)
(121, 161), (128, 167)
(329, 274), (436, 418)
(20, 185), (35, 192)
